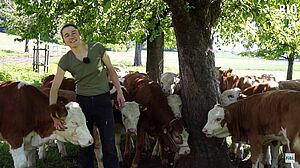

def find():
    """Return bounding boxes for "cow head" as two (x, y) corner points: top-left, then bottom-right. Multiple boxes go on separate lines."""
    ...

(167, 94), (182, 118)
(202, 104), (230, 138)
(121, 101), (140, 135)
(51, 102), (93, 147)
(220, 88), (241, 106)
(160, 72), (177, 95)
(161, 118), (190, 154)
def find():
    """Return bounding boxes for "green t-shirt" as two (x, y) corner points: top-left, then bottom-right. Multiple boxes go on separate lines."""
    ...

(58, 42), (109, 96)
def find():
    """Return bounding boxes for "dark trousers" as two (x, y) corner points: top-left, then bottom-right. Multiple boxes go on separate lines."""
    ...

(76, 92), (119, 168)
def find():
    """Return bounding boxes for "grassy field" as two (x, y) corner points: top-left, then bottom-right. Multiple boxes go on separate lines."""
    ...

(0, 33), (299, 167)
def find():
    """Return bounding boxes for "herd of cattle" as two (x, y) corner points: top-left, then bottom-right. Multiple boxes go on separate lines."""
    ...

(0, 65), (189, 168)
(203, 68), (300, 168)
(2, 65), (300, 168)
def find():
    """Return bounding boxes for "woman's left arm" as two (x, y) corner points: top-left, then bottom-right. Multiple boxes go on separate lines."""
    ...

(102, 51), (125, 108)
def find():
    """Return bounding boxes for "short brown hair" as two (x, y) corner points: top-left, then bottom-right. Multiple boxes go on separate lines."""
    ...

(60, 23), (79, 39)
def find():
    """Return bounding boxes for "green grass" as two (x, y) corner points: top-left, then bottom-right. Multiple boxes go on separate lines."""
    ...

(0, 141), (80, 168)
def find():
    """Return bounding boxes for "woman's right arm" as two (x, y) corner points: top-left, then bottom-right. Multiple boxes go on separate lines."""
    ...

(49, 66), (65, 105)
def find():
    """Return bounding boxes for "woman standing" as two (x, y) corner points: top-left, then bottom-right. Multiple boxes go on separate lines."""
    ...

(49, 23), (124, 168)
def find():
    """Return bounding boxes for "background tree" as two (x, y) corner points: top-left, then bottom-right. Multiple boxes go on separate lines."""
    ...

(215, 0), (300, 80)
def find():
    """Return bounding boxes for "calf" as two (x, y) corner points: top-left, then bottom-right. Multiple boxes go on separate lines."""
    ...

(124, 73), (188, 168)
(203, 90), (300, 168)
(0, 81), (93, 168)
(96, 101), (141, 168)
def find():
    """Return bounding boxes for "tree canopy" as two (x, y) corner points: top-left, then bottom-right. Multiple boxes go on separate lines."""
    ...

(2, 0), (176, 49)
(216, 0), (300, 79)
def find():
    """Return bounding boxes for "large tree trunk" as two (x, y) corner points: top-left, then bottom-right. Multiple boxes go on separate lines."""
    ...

(146, 32), (164, 82)
(164, 1), (233, 168)
(286, 53), (294, 80)
(134, 42), (142, 66)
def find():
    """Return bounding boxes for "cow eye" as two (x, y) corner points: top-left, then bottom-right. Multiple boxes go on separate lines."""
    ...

(71, 121), (79, 127)
(228, 95), (234, 98)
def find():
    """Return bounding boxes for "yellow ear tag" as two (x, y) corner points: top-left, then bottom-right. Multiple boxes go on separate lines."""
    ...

(163, 128), (167, 134)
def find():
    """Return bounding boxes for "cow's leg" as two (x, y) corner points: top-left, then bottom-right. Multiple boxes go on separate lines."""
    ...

(270, 142), (280, 168)
(158, 140), (168, 166)
(10, 143), (27, 168)
(38, 145), (46, 159)
(25, 149), (36, 167)
(151, 139), (160, 157)
(261, 144), (271, 167)
(115, 124), (123, 163)
(93, 125), (104, 168)
(56, 140), (67, 157)
(237, 142), (244, 159)
(124, 133), (131, 158)
(249, 137), (264, 168)
(131, 125), (146, 168)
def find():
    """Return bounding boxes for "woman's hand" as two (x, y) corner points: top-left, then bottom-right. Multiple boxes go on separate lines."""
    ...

(53, 118), (66, 131)
(117, 92), (125, 109)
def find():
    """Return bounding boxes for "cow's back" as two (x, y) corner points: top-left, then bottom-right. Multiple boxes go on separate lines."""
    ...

(227, 90), (300, 138)
(124, 73), (165, 106)
(0, 81), (49, 145)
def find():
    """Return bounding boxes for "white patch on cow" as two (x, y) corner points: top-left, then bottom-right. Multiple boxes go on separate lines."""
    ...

(114, 64), (129, 78)
(17, 81), (30, 89)
(167, 94), (182, 118)
(160, 72), (177, 95)
(121, 101), (140, 134)
(220, 88), (241, 106)
(54, 102), (93, 147)
(178, 129), (190, 155)
(171, 76), (181, 95)
(9, 143), (27, 168)
(267, 81), (279, 88)
(202, 105), (230, 138)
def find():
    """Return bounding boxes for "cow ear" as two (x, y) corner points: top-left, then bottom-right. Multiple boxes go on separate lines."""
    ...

(49, 104), (68, 120)
(57, 96), (69, 105)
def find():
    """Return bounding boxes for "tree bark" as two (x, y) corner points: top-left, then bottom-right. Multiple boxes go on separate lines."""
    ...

(146, 32), (164, 82)
(286, 53), (294, 80)
(134, 42), (142, 66)
(163, 1), (233, 168)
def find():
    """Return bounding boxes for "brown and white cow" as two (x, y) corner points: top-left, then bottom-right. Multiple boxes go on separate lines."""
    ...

(202, 90), (300, 168)
(151, 94), (191, 157)
(41, 74), (75, 91)
(0, 81), (93, 168)
(124, 72), (189, 168)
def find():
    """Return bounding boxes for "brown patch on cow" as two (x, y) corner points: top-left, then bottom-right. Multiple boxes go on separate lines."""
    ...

(49, 104), (68, 121)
